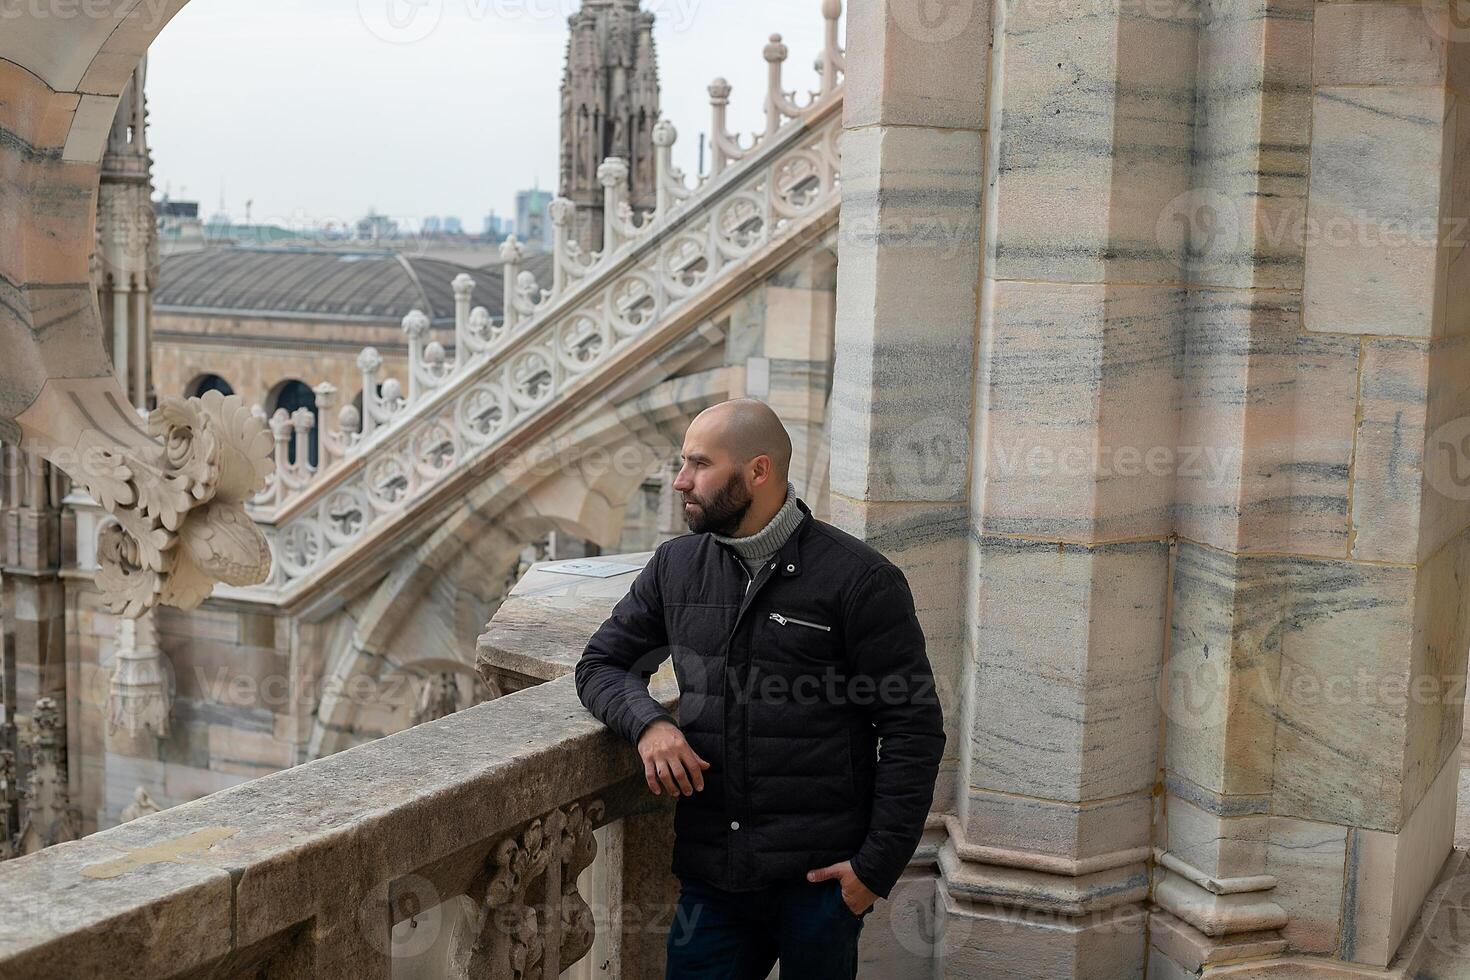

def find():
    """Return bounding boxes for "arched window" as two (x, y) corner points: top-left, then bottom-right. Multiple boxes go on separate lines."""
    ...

(269, 379), (318, 468)
(187, 374), (234, 398)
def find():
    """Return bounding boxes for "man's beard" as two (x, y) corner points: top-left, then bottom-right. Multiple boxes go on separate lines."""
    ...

(682, 471), (752, 535)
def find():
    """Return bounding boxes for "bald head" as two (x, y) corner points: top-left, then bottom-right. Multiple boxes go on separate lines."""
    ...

(692, 398), (792, 483)
(673, 398), (793, 536)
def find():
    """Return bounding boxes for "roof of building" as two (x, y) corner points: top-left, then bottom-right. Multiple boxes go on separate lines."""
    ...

(154, 246), (554, 325)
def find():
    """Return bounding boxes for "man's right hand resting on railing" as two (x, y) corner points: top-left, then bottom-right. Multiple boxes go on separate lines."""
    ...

(638, 719), (710, 797)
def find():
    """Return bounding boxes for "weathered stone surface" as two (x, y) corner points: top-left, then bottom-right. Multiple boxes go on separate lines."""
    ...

(829, 123), (983, 504)
(985, 0), (1197, 285)
(1304, 86), (1453, 337)
(1265, 816), (1347, 956)
(970, 536), (1166, 802)
(975, 282), (1181, 541)
(476, 553), (655, 682)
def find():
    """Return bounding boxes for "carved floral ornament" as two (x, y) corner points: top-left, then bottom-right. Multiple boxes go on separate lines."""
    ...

(12, 382), (273, 619)
(463, 799), (606, 980)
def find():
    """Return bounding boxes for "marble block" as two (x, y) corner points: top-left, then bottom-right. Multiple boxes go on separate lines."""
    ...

(1167, 793), (1269, 883)
(975, 281), (1181, 541)
(1304, 86), (1453, 337)
(986, 0), (1197, 284)
(830, 124), (982, 503)
(1314, 2), (1453, 87)
(842, 0), (991, 131)
(1185, 0), (1312, 291)
(1175, 288), (1357, 557)
(1343, 748), (1460, 966)
(1265, 816), (1348, 956)
(1166, 543), (1281, 799)
(970, 536), (1166, 802)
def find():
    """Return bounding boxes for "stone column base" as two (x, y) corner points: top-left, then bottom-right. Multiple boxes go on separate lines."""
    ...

(934, 885), (1147, 979)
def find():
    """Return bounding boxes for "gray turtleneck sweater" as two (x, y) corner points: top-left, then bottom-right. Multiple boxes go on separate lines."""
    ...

(711, 481), (803, 590)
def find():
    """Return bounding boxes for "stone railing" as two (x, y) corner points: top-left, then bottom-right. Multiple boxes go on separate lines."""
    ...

(238, 1), (845, 600)
(0, 550), (681, 978)
(0, 674), (676, 979)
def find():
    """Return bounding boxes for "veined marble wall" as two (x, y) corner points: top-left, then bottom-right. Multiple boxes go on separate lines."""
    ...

(833, 1), (1470, 977)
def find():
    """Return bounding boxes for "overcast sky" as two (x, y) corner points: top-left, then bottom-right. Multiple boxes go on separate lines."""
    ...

(146, 0), (839, 234)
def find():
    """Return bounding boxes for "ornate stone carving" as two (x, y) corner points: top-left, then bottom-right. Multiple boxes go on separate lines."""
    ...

(464, 799), (605, 979)
(15, 383), (273, 618)
(107, 611), (172, 738)
(560, 0), (660, 253)
(16, 699), (78, 856)
(104, 3), (844, 600)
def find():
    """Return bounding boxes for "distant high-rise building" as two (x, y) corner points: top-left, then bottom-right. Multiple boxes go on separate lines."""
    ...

(356, 210), (398, 242)
(423, 216), (442, 235)
(516, 188), (554, 253)
(444, 217), (463, 235)
(483, 211), (505, 240)
(559, 0), (660, 253)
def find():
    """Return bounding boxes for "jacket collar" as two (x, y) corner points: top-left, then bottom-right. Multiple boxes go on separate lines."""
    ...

(711, 495), (812, 579)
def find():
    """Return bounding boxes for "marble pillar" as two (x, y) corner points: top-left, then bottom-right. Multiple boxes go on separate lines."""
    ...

(1150, 0), (1470, 973)
(830, 0), (987, 972)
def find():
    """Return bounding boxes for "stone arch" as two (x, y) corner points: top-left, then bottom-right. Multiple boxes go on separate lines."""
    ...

(303, 370), (720, 758)
(0, 4), (194, 424)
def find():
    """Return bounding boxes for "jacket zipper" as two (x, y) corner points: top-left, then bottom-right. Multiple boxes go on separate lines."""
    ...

(768, 612), (831, 631)
(726, 561), (753, 886)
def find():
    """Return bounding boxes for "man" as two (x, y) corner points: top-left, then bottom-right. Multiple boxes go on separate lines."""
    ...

(574, 398), (945, 979)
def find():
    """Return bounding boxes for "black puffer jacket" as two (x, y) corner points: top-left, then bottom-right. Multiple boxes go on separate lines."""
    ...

(574, 496), (945, 899)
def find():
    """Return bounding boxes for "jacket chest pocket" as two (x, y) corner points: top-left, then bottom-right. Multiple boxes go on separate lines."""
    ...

(767, 611), (831, 632)
(757, 607), (844, 673)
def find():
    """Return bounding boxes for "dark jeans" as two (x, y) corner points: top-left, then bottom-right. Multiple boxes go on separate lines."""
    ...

(664, 873), (870, 979)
